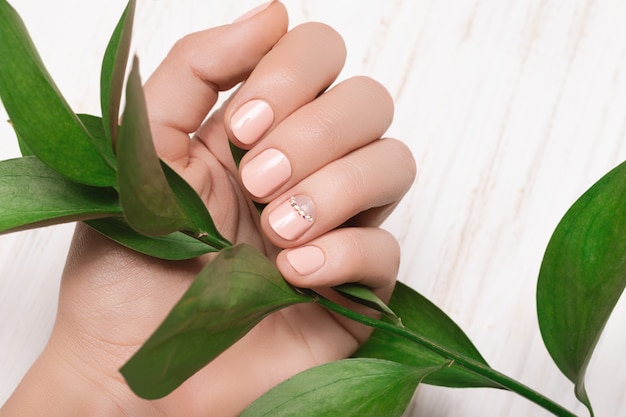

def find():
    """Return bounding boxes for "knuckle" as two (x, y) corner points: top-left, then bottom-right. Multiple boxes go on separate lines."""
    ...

(295, 22), (347, 57)
(337, 228), (401, 282)
(168, 32), (198, 61)
(346, 76), (395, 124)
(302, 106), (344, 146)
(336, 157), (370, 204)
(379, 230), (401, 276)
(167, 33), (203, 79)
(386, 138), (417, 187)
(167, 31), (220, 87)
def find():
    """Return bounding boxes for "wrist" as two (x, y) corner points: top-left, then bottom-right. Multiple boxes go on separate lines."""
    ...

(0, 332), (146, 417)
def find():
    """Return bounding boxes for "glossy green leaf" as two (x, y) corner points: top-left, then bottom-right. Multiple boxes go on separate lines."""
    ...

(241, 358), (446, 417)
(161, 161), (231, 249)
(6, 119), (33, 157)
(86, 217), (217, 261)
(537, 161), (626, 415)
(116, 57), (193, 236)
(333, 283), (401, 325)
(120, 244), (311, 399)
(78, 113), (116, 168)
(0, 0), (116, 186)
(101, 0), (135, 143)
(355, 282), (498, 388)
(0, 156), (121, 233)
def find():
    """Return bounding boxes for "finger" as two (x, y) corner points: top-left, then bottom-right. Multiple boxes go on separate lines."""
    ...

(222, 22), (347, 148)
(276, 227), (400, 343)
(260, 138), (416, 245)
(239, 76), (394, 200)
(143, 1), (288, 166)
(277, 227), (399, 293)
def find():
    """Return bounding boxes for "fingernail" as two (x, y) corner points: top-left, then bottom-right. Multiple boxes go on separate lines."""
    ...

(231, 99), (274, 145)
(232, 1), (274, 23)
(286, 246), (325, 275)
(241, 148), (291, 198)
(269, 195), (315, 241)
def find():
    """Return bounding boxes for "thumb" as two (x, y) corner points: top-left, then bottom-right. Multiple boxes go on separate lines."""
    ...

(143, 1), (288, 163)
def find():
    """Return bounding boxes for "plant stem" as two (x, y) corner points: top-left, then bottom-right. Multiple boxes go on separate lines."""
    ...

(314, 293), (579, 417)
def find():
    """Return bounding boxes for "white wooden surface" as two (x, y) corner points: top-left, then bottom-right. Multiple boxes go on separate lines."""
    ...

(1, 1), (626, 415)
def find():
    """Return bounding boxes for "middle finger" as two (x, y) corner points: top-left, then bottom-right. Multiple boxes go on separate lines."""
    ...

(259, 137), (416, 246)
(239, 75), (394, 201)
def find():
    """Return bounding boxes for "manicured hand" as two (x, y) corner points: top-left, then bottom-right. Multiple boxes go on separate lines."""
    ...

(0, 2), (415, 416)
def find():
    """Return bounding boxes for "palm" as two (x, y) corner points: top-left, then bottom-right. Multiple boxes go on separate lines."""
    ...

(57, 106), (363, 417)
(52, 5), (407, 415)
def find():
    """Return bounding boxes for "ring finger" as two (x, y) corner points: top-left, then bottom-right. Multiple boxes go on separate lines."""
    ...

(260, 137), (416, 246)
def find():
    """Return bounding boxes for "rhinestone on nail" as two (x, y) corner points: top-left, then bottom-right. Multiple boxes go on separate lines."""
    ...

(290, 195), (314, 222)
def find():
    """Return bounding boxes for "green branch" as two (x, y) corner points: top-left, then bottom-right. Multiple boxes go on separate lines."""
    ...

(314, 293), (579, 417)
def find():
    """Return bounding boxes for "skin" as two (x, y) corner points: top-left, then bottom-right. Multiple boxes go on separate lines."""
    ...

(0, 2), (416, 416)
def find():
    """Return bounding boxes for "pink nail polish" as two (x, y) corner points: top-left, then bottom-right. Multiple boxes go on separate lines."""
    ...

(269, 195), (315, 241)
(241, 148), (291, 198)
(232, 1), (274, 23)
(287, 246), (325, 275)
(231, 99), (274, 145)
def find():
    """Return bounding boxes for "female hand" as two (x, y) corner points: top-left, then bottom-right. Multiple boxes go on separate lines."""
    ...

(1, 2), (415, 416)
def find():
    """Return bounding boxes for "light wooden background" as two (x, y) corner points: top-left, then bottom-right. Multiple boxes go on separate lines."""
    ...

(1, 1), (626, 416)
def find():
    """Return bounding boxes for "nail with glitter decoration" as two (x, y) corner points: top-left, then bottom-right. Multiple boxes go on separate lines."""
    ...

(269, 195), (315, 241)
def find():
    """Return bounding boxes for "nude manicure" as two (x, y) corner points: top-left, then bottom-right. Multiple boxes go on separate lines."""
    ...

(231, 99), (274, 145)
(232, 1), (274, 23)
(269, 195), (315, 241)
(286, 246), (325, 275)
(241, 148), (291, 198)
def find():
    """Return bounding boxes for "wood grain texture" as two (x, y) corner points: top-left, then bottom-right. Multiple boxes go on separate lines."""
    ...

(2, 0), (626, 415)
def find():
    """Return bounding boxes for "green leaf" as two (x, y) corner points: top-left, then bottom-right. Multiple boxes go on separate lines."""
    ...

(6, 119), (33, 156)
(120, 244), (311, 399)
(354, 282), (498, 388)
(86, 217), (217, 261)
(101, 0), (135, 143)
(161, 161), (231, 249)
(116, 58), (229, 247)
(229, 140), (247, 169)
(77, 113), (116, 169)
(240, 358), (446, 417)
(0, 0), (116, 186)
(333, 283), (401, 326)
(228, 141), (267, 214)
(537, 160), (626, 415)
(116, 57), (193, 236)
(0, 156), (121, 233)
